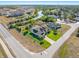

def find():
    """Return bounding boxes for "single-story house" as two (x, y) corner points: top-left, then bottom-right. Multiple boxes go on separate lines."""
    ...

(48, 15), (59, 19)
(6, 10), (24, 17)
(47, 22), (61, 30)
(74, 17), (79, 22)
(30, 25), (49, 38)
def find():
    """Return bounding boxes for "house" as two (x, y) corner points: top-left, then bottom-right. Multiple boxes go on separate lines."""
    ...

(74, 12), (79, 22)
(48, 15), (59, 19)
(30, 24), (49, 38)
(47, 22), (61, 30)
(7, 10), (24, 17)
(74, 17), (79, 22)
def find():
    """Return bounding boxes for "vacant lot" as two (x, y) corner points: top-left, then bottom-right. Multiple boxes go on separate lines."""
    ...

(47, 24), (70, 41)
(53, 28), (79, 58)
(0, 44), (7, 58)
(0, 16), (14, 24)
(9, 29), (45, 53)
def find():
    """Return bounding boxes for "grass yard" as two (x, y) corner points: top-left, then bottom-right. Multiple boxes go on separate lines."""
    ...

(47, 24), (70, 41)
(26, 32), (51, 49)
(47, 30), (61, 41)
(40, 40), (51, 49)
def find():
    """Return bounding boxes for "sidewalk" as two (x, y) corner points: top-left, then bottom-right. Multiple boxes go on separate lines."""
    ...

(44, 36), (55, 45)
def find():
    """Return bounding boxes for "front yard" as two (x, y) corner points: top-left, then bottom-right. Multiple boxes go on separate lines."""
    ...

(47, 24), (70, 41)
(47, 30), (61, 41)
(26, 32), (51, 49)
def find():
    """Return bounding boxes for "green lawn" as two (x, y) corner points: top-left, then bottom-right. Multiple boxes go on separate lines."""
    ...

(47, 30), (61, 41)
(26, 32), (51, 49)
(40, 40), (51, 49)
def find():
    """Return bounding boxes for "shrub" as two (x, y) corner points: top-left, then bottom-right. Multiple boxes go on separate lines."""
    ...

(22, 30), (28, 36)
(40, 42), (44, 45)
(76, 29), (79, 37)
(9, 24), (17, 29)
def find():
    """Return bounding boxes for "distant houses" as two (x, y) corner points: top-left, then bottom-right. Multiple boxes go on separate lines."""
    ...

(74, 12), (79, 22)
(0, 7), (35, 17)
(48, 15), (59, 19)
(6, 10), (24, 17)
(74, 17), (79, 22)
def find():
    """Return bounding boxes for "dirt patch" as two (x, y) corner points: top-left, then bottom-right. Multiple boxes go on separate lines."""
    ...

(0, 16), (14, 24)
(58, 24), (70, 36)
(53, 28), (79, 58)
(9, 29), (45, 53)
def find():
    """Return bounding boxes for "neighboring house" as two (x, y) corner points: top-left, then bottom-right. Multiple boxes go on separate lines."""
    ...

(47, 22), (61, 30)
(7, 10), (24, 17)
(74, 13), (79, 22)
(74, 17), (79, 22)
(48, 15), (59, 19)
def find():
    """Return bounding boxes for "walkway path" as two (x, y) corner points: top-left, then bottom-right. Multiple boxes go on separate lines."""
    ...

(44, 36), (55, 44)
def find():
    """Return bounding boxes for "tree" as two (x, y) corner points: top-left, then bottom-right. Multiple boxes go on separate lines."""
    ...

(9, 24), (17, 29)
(29, 19), (36, 25)
(53, 29), (58, 35)
(47, 17), (56, 22)
(76, 28), (79, 37)
(22, 30), (28, 36)
(16, 27), (21, 32)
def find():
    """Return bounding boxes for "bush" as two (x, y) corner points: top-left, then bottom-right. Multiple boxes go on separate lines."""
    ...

(76, 30), (79, 37)
(22, 30), (28, 36)
(9, 24), (17, 29)
(16, 27), (21, 32)
(40, 42), (44, 45)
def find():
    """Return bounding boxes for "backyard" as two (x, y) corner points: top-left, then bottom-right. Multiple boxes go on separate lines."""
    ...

(26, 31), (51, 49)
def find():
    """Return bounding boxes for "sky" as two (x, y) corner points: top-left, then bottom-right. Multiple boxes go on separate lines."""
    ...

(0, 1), (79, 5)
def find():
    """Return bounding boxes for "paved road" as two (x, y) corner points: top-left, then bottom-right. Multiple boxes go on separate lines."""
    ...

(0, 24), (32, 58)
